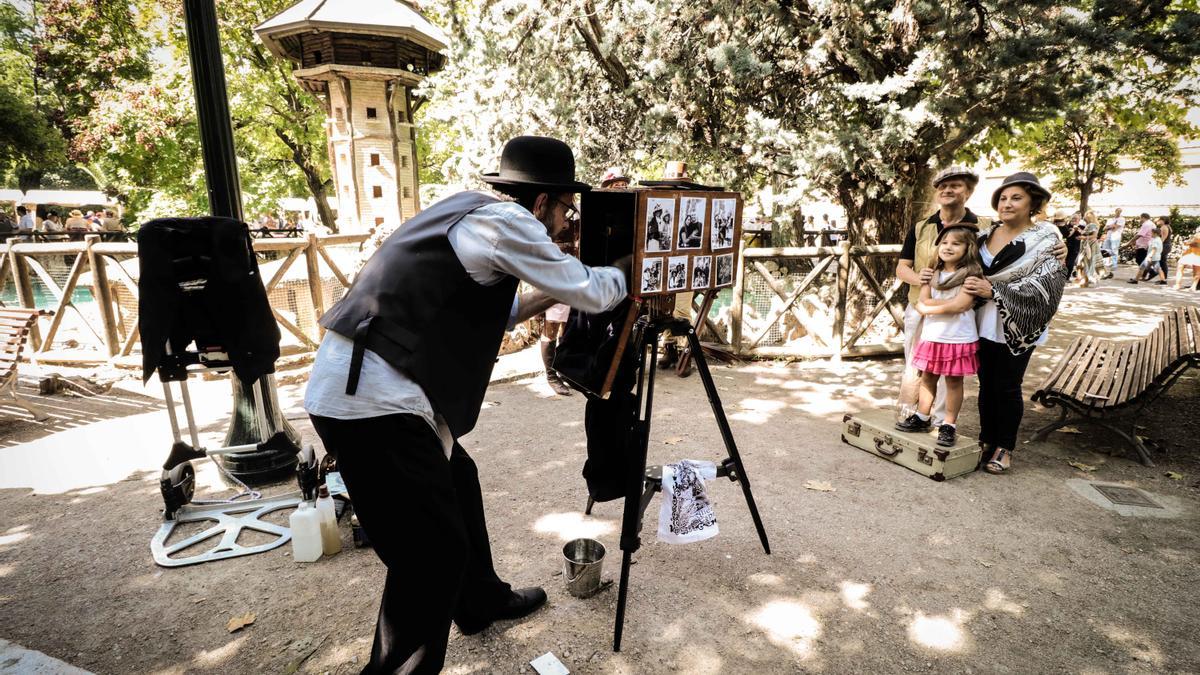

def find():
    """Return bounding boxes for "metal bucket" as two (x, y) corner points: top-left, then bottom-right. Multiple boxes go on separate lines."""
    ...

(562, 538), (606, 598)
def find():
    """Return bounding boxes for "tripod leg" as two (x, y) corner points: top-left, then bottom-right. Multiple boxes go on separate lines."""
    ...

(585, 495), (595, 515)
(613, 549), (633, 651)
(687, 328), (771, 555)
(613, 319), (660, 652)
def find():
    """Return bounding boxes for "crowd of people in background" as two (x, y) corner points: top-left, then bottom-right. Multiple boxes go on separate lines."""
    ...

(0, 205), (123, 239)
(1051, 206), (1199, 291)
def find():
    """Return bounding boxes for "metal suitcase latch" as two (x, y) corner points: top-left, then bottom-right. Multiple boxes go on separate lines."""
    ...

(917, 448), (934, 466)
(846, 421), (861, 437)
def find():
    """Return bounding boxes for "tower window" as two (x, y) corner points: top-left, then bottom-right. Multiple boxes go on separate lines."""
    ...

(310, 52), (321, 64)
(400, 155), (408, 169)
(402, 187), (411, 199)
(334, 107), (344, 122)
(370, 153), (380, 166)
(397, 110), (407, 123)
(366, 107), (378, 119)
(372, 186), (383, 198)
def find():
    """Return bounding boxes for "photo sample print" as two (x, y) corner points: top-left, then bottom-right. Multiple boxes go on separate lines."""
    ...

(676, 196), (706, 250)
(715, 253), (734, 287)
(691, 255), (711, 289)
(667, 255), (689, 291)
(644, 198), (675, 253)
(711, 199), (736, 250)
(641, 256), (664, 294)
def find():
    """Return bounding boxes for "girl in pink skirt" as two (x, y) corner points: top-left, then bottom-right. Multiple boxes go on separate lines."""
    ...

(895, 224), (983, 447)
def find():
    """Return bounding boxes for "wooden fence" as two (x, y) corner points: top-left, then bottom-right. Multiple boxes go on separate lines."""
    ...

(1, 232), (369, 366)
(715, 241), (905, 360)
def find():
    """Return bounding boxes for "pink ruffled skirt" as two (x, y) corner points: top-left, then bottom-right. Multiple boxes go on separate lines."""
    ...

(912, 340), (978, 376)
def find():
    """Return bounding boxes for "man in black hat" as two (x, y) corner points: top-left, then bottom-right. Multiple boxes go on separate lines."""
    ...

(305, 136), (630, 673)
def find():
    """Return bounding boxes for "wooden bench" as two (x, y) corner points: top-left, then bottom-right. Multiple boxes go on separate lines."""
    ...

(1031, 306), (1200, 466)
(1, 307), (49, 421)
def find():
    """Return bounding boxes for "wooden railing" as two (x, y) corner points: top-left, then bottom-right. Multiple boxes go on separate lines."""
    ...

(1, 232), (369, 366)
(722, 241), (906, 359)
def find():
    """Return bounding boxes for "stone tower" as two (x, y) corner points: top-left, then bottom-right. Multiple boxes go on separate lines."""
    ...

(255, 0), (448, 232)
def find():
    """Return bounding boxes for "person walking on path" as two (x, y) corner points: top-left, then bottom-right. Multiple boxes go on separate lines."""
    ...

(304, 136), (630, 673)
(1129, 227), (1164, 284)
(893, 165), (987, 426)
(895, 224), (982, 447)
(962, 173), (1066, 474)
(1076, 211), (1100, 287)
(1126, 213), (1155, 280)
(1173, 230), (1200, 290)
(1100, 208), (1126, 278)
(1154, 216), (1172, 285)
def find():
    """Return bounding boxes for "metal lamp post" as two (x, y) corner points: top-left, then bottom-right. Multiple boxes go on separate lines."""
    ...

(183, 0), (300, 483)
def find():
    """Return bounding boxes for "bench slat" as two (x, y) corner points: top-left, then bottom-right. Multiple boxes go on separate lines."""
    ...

(1142, 325), (1161, 396)
(1095, 342), (1133, 407)
(1166, 310), (1181, 370)
(1114, 340), (1142, 406)
(1189, 306), (1200, 357)
(1038, 336), (1085, 392)
(1080, 340), (1116, 406)
(1062, 337), (1100, 400)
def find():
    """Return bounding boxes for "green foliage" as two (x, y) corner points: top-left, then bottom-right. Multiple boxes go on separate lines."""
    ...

(1168, 207), (1200, 239)
(419, 0), (1200, 246)
(996, 93), (1195, 215)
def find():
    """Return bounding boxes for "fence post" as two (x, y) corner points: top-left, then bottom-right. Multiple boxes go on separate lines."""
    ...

(85, 234), (120, 357)
(6, 237), (41, 349)
(832, 240), (851, 360)
(304, 233), (326, 341)
(730, 245), (746, 354)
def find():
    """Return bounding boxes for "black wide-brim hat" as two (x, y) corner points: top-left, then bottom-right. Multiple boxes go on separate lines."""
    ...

(481, 136), (591, 193)
(991, 172), (1051, 209)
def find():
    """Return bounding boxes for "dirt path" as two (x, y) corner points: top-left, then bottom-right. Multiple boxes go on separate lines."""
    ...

(0, 274), (1197, 673)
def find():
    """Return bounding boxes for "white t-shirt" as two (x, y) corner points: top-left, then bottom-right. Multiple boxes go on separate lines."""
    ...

(976, 244), (1049, 346)
(919, 272), (978, 344)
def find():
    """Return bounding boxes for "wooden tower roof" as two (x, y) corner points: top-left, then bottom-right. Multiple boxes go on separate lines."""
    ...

(255, 0), (449, 61)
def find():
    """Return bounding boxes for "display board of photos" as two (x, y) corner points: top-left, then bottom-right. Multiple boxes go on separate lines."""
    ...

(633, 190), (741, 297)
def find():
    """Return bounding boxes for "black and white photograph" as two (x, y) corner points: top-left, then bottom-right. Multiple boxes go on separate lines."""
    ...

(667, 255), (689, 292)
(644, 198), (675, 253)
(675, 196), (705, 250)
(640, 256), (664, 294)
(691, 255), (711, 289)
(715, 253), (734, 287)
(711, 198), (736, 249)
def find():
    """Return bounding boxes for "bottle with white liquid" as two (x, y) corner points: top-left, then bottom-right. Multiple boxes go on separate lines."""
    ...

(316, 484), (342, 555)
(289, 502), (323, 563)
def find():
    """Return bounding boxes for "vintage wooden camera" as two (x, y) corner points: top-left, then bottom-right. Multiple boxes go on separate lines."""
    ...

(579, 187), (743, 303)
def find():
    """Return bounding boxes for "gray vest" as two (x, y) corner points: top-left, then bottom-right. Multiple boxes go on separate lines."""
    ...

(319, 191), (519, 437)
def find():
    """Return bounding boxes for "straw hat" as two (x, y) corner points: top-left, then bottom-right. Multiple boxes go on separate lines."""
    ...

(69, 209), (84, 217)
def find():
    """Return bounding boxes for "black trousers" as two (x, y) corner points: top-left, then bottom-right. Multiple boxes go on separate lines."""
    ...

(1064, 237), (1081, 278)
(309, 413), (510, 674)
(1134, 247), (1148, 266)
(976, 339), (1035, 451)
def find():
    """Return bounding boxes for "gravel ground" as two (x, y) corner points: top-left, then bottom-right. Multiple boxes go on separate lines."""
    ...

(0, 275), (1197, 674)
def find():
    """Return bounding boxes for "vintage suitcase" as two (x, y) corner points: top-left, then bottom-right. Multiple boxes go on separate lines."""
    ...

(841, 409), (982, 481)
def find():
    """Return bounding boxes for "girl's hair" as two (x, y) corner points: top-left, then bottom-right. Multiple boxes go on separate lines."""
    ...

(933, 227), (984, 291)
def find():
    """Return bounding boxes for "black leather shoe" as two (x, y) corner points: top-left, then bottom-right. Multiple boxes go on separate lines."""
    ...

(457, 587), (547, 636)
(936, 424), (956, 447)
(894, 413), (931, 433)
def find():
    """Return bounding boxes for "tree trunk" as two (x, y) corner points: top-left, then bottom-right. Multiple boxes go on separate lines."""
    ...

(306, 174), (338, 234)
(1078, 183), (1092, 218)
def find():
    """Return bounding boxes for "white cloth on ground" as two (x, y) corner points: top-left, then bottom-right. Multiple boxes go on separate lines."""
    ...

(657, 460), (719, 544)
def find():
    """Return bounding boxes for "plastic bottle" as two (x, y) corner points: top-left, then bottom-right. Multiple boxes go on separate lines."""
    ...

(316, 484), (342, 555)
(289, 502), (323, 563)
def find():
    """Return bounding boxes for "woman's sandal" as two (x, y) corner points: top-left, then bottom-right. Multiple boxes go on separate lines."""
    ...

(984, 447), (1011, 474)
